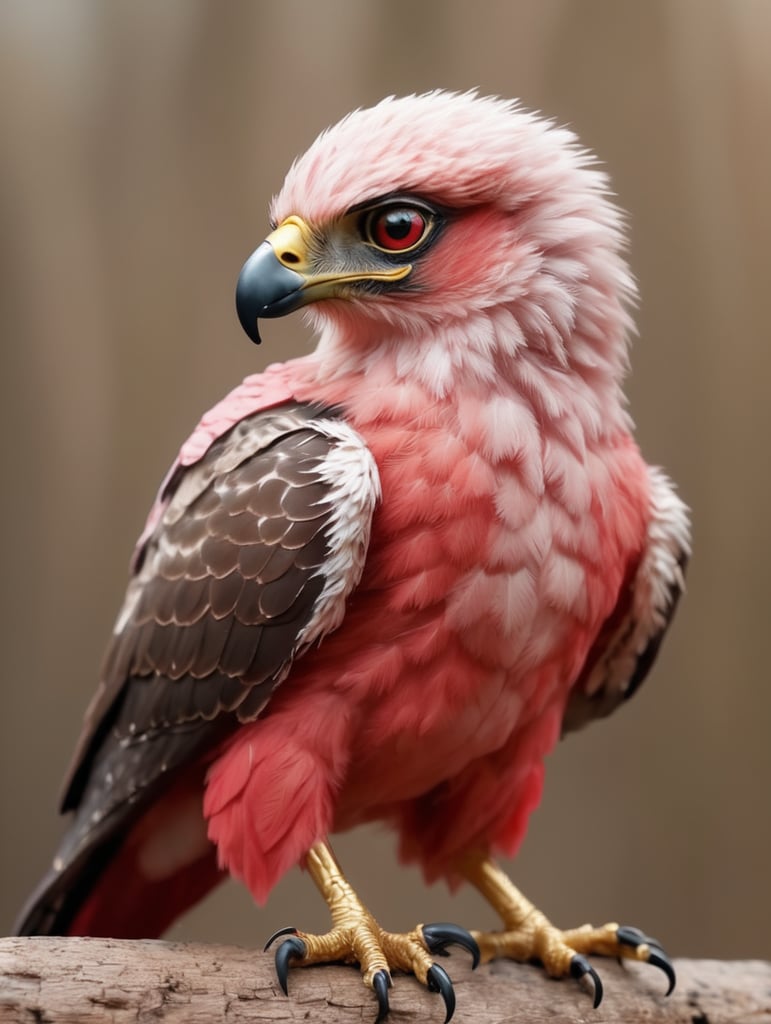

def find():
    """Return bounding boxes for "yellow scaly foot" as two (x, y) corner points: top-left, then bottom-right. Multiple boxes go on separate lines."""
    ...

(267, 842), (480, 1022)
(462, 851), (676, 1007)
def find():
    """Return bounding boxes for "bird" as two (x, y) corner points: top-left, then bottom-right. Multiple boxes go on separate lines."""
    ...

(16, 91), (690, 1022)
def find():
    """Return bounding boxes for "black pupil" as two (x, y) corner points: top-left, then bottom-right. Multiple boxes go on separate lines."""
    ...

(383, 211), (415, 240)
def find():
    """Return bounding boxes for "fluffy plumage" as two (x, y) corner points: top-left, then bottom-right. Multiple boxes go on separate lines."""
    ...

(16, 91), (689, 942)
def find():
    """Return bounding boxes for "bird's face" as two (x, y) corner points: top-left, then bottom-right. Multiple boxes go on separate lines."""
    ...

(236, 193), (526, 345)
(236, 196), (443, 342)
(236, 92), (632, 383)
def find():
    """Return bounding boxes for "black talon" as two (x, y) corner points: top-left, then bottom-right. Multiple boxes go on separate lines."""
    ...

(373, 969), (391, 1024)
(426, 964), (456, 1024)
(570, 954), (604, 1009)
(274, 935), (307, 995)
(264, 925), (298, 951)
(422, 922), (481, 969)
(617, 925), (676, 995)
(647, 949), (676, 996)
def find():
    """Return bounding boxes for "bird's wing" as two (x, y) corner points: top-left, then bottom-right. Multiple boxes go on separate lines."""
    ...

(57, 399), (379, 864)
(562, 467), (690, 734)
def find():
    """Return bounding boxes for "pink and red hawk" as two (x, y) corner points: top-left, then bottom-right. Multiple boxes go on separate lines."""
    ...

(17, 92), (689, 1016)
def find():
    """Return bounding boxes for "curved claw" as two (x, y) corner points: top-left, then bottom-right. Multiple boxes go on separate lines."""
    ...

(422, 922), (481, 969)
(570, 954), (604, 1009)
(264, 925), (298, 951)
(372, 969), (391, 1024)
(274, 936), (307, 995)
(647, 949), (676, 996)
(617, 925), (676, 995)
(426, 963), (456, 1024)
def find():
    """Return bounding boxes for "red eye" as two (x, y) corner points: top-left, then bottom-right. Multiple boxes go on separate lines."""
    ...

(366, 206), (430, 252)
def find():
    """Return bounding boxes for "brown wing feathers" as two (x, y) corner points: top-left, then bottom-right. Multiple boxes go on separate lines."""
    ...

(562, 554), (688, 735)
(18, 403), (348, 934)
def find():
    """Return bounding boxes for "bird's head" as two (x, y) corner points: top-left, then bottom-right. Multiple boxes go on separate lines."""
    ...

(236, 92), (634, 395)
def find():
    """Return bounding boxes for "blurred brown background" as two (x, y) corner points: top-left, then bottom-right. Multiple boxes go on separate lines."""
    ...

(1, 0), (769, 962)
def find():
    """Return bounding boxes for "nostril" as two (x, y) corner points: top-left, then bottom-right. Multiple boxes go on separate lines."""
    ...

(281, 251), (300, 265)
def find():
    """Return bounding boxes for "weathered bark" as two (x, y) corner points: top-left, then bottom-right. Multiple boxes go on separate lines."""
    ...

(0, 938), (768, 1024)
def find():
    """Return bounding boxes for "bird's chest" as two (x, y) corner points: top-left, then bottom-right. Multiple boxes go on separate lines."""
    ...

(360, 409), (610, 665)
(333, 410), (620, 766)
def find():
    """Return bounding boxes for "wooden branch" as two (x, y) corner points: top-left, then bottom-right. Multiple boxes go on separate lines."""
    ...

(0, 938), (768, 1023)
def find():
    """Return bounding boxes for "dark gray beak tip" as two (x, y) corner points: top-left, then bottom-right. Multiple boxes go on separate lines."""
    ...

(236, 293), (262, 345)
(235, 241), (306, 346)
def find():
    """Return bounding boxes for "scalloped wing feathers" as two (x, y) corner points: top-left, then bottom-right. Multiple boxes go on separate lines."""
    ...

(56, 402), (379, 882)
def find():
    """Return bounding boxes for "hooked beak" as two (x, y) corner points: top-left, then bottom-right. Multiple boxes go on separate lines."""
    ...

(235, 215), (412, 344)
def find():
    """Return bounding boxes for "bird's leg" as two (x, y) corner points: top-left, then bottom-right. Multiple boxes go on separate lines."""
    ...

(461, 851), (675, 1007)
(266, 840), (479, 1023)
